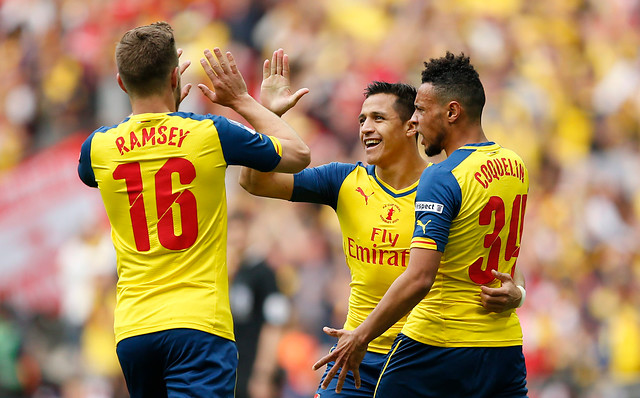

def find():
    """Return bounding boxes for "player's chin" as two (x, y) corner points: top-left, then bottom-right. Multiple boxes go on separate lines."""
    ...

(363, 144), (383, 164)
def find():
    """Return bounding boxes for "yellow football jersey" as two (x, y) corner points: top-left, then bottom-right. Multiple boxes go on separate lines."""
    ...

(78, 112), (282, 344)
(407, 142), (529, 347)
(292, 162), (421, 353)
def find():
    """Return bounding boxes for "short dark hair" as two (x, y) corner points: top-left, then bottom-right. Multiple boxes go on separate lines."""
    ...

(115, 21), (179, 97)
(421, 52), (485, 121)
(364, 81), (417, 122)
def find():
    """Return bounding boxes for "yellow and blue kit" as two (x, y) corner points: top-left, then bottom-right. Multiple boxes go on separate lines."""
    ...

(374, 142), (529, 398)
(407, 142), (529, 347)
(78, 111), (283, 344)
(292, 161), (421, 354)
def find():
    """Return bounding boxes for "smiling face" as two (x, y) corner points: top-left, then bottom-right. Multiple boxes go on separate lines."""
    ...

(411, 83), (448, 157)
(358, 93), (414, 168)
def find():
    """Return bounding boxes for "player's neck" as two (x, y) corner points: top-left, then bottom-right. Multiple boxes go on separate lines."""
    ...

(376, 152), (427, 190)
(129, 93), (177, 115)
(444, 124), (487, 156)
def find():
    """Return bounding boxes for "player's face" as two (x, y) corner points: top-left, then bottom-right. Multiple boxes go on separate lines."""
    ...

(358, 93), (413, 168)
(411, 83), (447, 157)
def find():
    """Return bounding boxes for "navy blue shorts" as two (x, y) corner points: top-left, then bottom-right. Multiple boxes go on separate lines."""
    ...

(315, 347), (388, 398)
(116, 328), (238, 398)
(374, 334), (528, 398)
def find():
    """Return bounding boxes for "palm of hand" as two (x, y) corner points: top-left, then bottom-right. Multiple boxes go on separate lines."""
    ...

(261, 75), (294, 116)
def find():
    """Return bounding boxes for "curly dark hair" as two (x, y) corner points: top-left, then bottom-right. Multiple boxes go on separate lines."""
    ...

(363, 81), (417, 122)
(421, 52), (485, 121)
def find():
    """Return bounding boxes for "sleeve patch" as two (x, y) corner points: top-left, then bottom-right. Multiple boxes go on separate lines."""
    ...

(415, 201), (444, 213)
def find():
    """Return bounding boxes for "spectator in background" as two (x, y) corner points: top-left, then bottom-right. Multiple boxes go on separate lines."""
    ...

(228, 210), (290, 398)
(56, 219), (115, 344)
(0, 303), (40, 397)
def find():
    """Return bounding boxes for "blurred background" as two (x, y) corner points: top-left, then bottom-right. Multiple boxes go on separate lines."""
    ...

(0, 0), (639, 397)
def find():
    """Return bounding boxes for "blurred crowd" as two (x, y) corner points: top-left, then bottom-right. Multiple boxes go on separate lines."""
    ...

(0, 0), (639, 397)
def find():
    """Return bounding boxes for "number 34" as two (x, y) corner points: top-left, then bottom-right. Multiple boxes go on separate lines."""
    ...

(469, 194), (527, 284)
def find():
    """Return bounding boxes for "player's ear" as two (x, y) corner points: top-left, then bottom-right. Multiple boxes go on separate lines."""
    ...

(448, 101), (461, 122)
(117, 73), (128, 94)
(405, 119), (418, 138)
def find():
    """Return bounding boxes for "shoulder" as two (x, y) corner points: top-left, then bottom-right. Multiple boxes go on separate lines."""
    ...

(169, 112), (230, 129)
(300, 161), (359, 179)
(169, 111), (216, 121)
(81, 121), (122, 150)
(92, 120), (123, 136)
(417, 160), (463, 204)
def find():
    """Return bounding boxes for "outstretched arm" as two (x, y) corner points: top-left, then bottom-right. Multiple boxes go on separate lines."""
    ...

(260, 49), (309, 116)
(198, 48), (309, 173)
(239, 49), (309, 198)
(312, 248), (440, 393)
(239, 169), (294, 200)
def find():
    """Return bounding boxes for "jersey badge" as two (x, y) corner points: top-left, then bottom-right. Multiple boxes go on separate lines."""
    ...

(415, 201), (444, 213)
(380, 203), (401, 224)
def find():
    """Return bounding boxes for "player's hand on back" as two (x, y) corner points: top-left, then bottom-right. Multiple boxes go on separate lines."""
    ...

(260, 48), (309, 117)
(480, 269), (522, 312)
(198, 48), (249, 108)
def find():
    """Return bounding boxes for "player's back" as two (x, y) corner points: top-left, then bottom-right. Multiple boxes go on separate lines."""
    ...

(79, 111), (282, 343)
(406, 142), (529, 347)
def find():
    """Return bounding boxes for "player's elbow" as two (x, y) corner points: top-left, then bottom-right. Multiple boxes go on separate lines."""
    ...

(409, 273), (433, 300)
(238, 168), (257, 194)
(405, 264), (437, 302)
(238, 169), (270, 197)
(274, 144), (310, 173)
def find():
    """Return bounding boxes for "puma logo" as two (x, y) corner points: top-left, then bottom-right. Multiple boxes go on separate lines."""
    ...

(356, 187), (374, 205)
(417, 219), (431, 234)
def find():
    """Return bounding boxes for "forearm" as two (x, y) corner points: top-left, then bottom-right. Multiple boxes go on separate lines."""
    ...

(238, 168), (294, 199)
(251, 324), (282, 379)
(513, 267), (525, 289)
(232, 95), (310, 172)
(356, 252), (437, 345)
(358, 274), (430, 345)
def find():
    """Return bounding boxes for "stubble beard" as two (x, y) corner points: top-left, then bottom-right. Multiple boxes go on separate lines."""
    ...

(424, 130), (445, 157)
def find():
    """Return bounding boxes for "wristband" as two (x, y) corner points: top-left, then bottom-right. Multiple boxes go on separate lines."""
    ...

(516, 285), (526, 308)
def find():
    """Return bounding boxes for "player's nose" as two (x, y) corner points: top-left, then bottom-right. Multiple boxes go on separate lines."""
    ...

(360, 117), (375, 134)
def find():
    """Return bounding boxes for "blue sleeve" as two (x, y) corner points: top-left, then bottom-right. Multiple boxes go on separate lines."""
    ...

(214, 116), (282, 172)
(413, 166), (461, 251)
(78, 131), (98, 187)
(291, 162), (356, 209)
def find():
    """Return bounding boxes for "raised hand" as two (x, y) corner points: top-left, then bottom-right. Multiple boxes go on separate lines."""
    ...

(312, 326), (367, 393)
(480, 269), (522, 312)
(177, 48), (192, 103)
(260, 48), (309, 117)
(198, 48), (249, 108)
